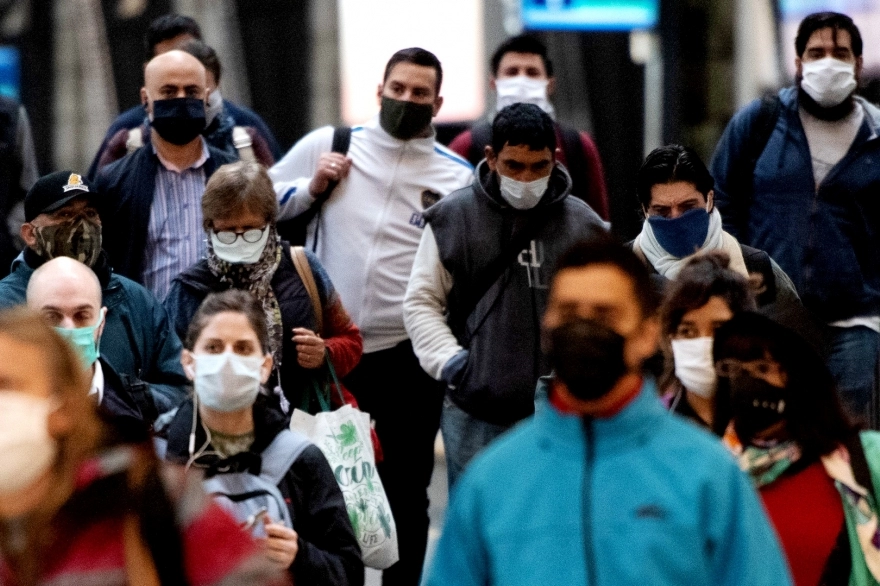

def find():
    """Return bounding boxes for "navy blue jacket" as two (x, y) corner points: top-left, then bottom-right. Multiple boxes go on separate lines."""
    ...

(0, 250), (188, 414)
(95, 142), (236, 283)
(711, 87), (880, 322)
(87, 100), (281, 179)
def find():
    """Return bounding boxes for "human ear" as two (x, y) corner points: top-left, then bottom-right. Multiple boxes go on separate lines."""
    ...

(181, 349), (195, 381)
(260, 354), (274, 384)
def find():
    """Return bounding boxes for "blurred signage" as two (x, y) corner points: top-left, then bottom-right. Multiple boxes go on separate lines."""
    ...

(0, 47), (20, 100)
(337, 0), (485, 124)
(522, 0), (658, 31)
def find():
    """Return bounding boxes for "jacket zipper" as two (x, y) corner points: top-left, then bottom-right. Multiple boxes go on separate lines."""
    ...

(582, 417), (597, 586)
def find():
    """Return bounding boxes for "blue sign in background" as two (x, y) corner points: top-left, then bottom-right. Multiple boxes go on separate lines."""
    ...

(0, 47), (20, 100)
(522, 0), (658, 31)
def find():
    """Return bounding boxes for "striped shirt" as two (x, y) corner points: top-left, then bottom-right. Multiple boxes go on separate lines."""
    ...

(142, 140), (210, 300)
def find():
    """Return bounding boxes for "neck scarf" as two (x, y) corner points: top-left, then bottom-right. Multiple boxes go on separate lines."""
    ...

(822, 443), (880, 582)
(634, 208), (749, 280)
(723, 423), (802, 487)
(206, 227), (284, 366)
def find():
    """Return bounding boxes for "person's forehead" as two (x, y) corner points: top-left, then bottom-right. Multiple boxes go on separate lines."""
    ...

(30, 271), (100, 309)
(650, 181), (706, 206)
(498, 143), (552, 161)
(146, 54), (206, 88)
(551, 264), (638, 308)
(200, 311), (259, 340)
(385, 62), (437, 88)
(497, 51), (547, 75)
(806, 27), (853, 50)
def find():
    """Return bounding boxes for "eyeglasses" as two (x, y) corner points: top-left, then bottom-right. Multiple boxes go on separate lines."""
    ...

(213, 227), (266, 245)
(715, 358), (783, 380)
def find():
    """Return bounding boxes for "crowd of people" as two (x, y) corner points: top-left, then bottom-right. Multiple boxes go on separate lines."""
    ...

(0, 7), (878, 586)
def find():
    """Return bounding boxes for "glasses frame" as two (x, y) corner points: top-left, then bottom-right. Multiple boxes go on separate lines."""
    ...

(213, 227), (267, 245)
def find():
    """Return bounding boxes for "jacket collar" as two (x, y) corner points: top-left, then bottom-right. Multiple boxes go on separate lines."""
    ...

(533, 376), (666, 455)
(362, 115), (438, 157)
(20, 248), (116, 289)
(163, 394), (289, 468)
(473, 159), (573, 211)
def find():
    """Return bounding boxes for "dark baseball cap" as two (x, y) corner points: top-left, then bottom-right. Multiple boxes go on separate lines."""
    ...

(25, 171), (96, 222)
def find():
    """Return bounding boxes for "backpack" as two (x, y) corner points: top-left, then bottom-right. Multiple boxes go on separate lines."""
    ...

(126, 125), (257, 162)
(201, 429), (312, 537)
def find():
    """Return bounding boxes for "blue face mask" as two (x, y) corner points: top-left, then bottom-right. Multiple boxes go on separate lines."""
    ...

(647, 207), (710, 258)
(55, 311), (103, 369)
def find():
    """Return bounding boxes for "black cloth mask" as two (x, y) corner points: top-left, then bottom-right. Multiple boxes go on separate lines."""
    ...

(546, 317), (628, 401)
(730, 373), (788, 446)
(379, 96), (434, 140)
(150, 97), (207, 145)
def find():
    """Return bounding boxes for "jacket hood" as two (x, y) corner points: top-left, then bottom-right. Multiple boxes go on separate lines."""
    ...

(473, 159), (573, 211)
(162, 393), (289, 469)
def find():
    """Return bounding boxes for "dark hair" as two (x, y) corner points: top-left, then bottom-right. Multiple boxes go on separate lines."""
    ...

(712, 312), (857, 457)
(551, 232), (659, 317)
(796, 12), (863, 58)
(145, 14), (202, 59)
(185, 290), (269, 353)
(178, 39), (221, 84)
(490, 103), (556, 155)
(383, 47), (443, 94)
(659, 252), (757, 389)
(636, 144), (715, 209)
(660, 252), (757, 338)
(202, 161), (278, 229)
(491, 34), (554, 77)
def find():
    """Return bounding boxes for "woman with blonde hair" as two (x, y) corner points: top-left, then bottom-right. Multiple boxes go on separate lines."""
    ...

(0, 307), (284, 585)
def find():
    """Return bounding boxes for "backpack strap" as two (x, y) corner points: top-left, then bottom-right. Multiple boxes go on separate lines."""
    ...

(558, 124), (589, 201)
(727, 94), (781, 235)
(119, 372), (159, 424)
(232, 126), (256, 163)
(469, 121), (492, 166)
(846, 432), (876, 497)
(258, 429), (312, 485)
(126, 127), (144, 153)
(290, 246), (323, 336)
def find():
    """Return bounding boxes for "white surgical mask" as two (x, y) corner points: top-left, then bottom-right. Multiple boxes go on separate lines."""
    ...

(193, 352), (264, 412)
(0, 392), (57, 495)
(206, 89), (224, 126)
(671, 337), (717, 398)
(498, 173), (550, 210)
(211, 228), (271, 265)
(495, 76), (555, 116)
(801, 57), (857, 108)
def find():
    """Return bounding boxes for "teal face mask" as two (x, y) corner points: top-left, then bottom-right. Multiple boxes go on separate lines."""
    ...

(55, 311), (103, 368)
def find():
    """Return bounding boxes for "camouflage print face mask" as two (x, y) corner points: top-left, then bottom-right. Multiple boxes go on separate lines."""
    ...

(33, 215), (102, 267)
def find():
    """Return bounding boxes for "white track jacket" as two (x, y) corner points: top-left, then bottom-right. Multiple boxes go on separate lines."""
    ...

(269, 116), (473, 353)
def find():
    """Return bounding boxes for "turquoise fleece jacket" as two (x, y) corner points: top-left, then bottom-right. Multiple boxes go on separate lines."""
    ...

(423, 378), (793, 586)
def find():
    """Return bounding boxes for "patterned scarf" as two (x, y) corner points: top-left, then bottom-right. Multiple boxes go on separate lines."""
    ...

(206, 227), (284, 366)
(822, 443), (880, 583)
(723, 424), (802, 487)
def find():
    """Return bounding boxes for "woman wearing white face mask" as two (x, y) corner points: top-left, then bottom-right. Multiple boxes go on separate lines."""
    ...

(158, 290), (363, 585)
(0, 308), (284, 586)
(658, 252), (757, 427)
(165, 161), (363, 413)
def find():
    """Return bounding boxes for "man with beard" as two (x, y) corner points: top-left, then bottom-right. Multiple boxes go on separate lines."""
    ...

(711, 12), (880, 423)
(422, 233), (792, 586)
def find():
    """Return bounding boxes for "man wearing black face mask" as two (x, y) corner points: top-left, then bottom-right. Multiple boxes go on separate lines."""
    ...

(269, 47), (472, 586)
(711, 12), (880, 424)
(95, 50), (236, 301)
(423, 234), (792, 586)
(0, 171), (189, 416)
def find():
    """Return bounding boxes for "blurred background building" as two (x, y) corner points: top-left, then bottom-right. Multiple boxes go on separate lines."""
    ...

(0, 0), (876, 238)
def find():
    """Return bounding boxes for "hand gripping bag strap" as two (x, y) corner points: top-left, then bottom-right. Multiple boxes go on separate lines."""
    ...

(231, 126), (256, 163)
(278, 126), (351, 247)
(290, 245), (323, 336)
